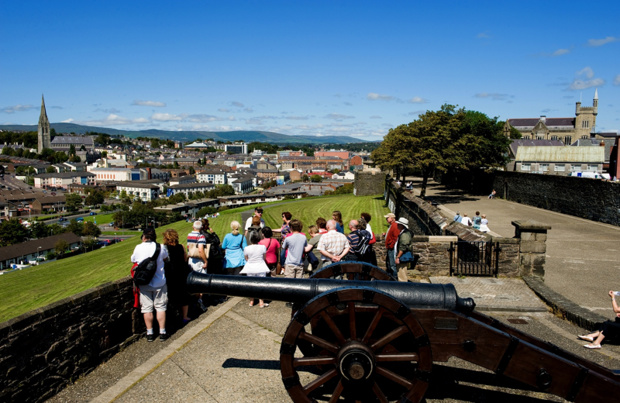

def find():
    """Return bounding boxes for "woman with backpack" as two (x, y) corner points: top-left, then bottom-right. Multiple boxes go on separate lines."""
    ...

(162, 229), (192, 326)
(201, 218), (223, 275)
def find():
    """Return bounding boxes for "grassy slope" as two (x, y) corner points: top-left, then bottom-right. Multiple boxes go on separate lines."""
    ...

(0, 194), (387, 322)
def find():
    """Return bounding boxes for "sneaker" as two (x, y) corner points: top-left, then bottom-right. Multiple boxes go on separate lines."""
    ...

(146, 333), (156, 342)
(197, 299), (207, 312)
(285, 302), (294, 308)
(160, 333), (169, 342)
(260, 303), (269, 308)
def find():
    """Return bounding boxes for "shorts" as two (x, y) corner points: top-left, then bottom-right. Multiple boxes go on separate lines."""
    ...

(140, 284), (168, 313)
(188, 257), (206, 274)
(284, 264), (303, 279)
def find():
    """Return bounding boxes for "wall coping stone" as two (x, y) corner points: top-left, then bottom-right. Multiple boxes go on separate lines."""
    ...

(512, 220), (552, 232)
(524, 276), (606, 330)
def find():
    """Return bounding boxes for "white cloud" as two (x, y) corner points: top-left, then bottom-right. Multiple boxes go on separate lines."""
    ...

(477, 32), (490, 39)
(552, 48), (570, 56)
(1, 104), (35, 113)
(230, 101), (245, 108)
(587, 36), (619, 47)
(218, 108), (230, 113)
(367, 93), (395, 101)
(62, 118), (74, 123)
(577, 67), (595, 79)
(408, 97), (428, 104)
(132, 100), (166, 107)
(569, 67), (605, 90)
(151, 113), (183, 121)
(614, 75), (620, 86)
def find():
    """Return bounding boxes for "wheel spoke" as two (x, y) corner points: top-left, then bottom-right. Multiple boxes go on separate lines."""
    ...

(320, 310), (347, 344)
(375, 365), (414, 389)
(299, 330), (340, 354)
(370, 325), (408, 351)
(303, 368), (339, 395)
(372, 381), (389, 403)
(375, 352), (418, 362)
(294, 356), (336, 367)
(348, 302), (357, 340)
(362, 307), (384, 343)
(328, 380), (344, 403)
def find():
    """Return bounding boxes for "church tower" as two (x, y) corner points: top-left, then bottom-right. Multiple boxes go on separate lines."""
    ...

(574, 90), (598, 140)
(38, 95), (51, 153)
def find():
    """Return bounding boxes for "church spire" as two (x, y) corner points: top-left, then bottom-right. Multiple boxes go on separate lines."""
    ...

(38, 94), (51, 153)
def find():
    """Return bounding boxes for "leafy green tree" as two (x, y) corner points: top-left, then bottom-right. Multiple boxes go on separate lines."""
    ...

(0, 219), (31, 246)
(82, 237), (97, 252)
(310, 174), (323, 182)
(30, 221), (50, 239)
(66, 219), (84, 236)
(55, 239), (69, 255)
(69, 144), (76, 156)
(302, 174), (309, 182)
(82, 221), (101, 237)
(65, 193), (83, 212)
(372, 105), (510, 198)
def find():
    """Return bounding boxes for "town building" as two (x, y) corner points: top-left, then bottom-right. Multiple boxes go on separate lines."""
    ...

(513, 146), (604, 175)
(33, 171), (96, 190)
(504, 90), (598, 145)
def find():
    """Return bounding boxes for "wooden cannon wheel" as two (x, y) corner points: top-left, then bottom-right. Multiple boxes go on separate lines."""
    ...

(280, 288), (433, 402)
(310, 262), (396, 281)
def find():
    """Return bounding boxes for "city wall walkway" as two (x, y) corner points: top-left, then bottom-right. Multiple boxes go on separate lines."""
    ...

(421, 180), (620, 316)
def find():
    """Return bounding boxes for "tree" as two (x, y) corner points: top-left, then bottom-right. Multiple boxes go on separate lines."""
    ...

(65, 193), (83, 212)
(30, 221), (50, 239)
(82, 221), (101, 237)
(371, 105), (511, 198)
(310, 174), (323, 182)
(0, 218), (31, 246)
(55, 239), (69, 255)
(66, 219), (84, 236)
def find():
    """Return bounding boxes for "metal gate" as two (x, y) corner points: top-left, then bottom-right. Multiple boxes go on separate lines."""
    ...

(449, 241), (500, 277)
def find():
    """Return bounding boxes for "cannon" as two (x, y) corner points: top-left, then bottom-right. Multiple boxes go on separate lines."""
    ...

(187, 271), (620, 402)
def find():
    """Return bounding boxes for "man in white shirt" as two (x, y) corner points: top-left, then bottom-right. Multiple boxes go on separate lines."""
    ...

(317, 219), (350, 265)
(244, 206), (265, 235)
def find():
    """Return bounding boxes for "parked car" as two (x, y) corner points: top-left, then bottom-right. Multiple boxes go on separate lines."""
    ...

(58, 217), (67, 222)
(89, 212), (97, 216)
(76, 217), (84, 222)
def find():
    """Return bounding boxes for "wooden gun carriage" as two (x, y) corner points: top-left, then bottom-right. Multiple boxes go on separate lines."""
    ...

(187, 263), (620, 402)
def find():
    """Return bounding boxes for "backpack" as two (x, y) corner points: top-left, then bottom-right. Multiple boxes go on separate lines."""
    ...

(351, 230), (371, 258)
(204, 231), (223, 260)
(133, 243), (161, 286)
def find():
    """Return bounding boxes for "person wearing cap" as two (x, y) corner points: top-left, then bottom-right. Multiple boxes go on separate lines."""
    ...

(394, 217), (412, 282)
(384, 213), (398, 275)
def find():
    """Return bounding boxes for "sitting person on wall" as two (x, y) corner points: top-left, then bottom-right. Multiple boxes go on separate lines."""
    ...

(580, 291), (620, 349)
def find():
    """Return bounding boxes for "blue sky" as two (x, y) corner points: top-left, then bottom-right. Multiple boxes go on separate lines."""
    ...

(1, 1), (619, 141)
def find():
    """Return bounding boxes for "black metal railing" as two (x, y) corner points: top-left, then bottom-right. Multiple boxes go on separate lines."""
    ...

(449, 241), (500, 277)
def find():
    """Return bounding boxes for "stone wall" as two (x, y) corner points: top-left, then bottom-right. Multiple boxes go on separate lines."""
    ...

(354, 170), (386, 196)
(383, 177), (543, 278)
(492, 171), (620, 226)
(0, 277), (140, 402)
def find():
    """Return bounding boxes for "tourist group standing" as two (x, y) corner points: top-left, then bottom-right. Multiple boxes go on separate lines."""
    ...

(130, 206), (414, 343)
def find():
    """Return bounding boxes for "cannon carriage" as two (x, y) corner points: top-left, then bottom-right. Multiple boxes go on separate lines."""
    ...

(187, 267), (620, 402)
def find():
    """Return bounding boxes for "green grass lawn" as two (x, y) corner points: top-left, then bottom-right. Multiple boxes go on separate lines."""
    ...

(0, 194), (388, 322)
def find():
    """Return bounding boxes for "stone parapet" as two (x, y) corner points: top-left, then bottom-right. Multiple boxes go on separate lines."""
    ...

(0, 277), (139, 402)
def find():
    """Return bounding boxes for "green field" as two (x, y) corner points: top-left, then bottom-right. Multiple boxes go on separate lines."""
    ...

(0, 194), (389, 322)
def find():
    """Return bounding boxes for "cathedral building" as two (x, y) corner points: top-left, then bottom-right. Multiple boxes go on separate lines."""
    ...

(504, 90), (598, 145)
(37, 95), (51, 153)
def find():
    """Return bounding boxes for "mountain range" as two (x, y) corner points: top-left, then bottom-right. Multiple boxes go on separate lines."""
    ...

(0, 123), (367, 145)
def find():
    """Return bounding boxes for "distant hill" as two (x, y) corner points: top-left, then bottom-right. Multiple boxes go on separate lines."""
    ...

(0, 123), (365, 145)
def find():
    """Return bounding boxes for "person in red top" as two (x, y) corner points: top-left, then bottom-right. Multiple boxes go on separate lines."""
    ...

(384, 213), (398, 275)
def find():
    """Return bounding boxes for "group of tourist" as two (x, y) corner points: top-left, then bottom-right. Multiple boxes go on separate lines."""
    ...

(453, 210), (490, 233)
(130, 206), (418, 342)
(130, 218), (224, 342)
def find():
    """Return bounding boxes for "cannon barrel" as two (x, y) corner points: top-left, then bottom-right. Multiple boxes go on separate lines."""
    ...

(186, 272), (475, 313)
